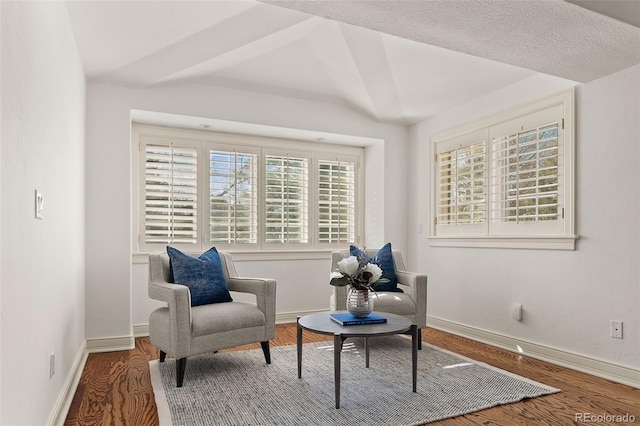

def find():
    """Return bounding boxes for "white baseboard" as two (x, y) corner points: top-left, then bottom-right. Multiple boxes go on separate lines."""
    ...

(133, 324), (149, 337)
(86, 335), (135, 353)
(47, 341), (88, 426)
(275, 309), (325, 324)
(427, 316), (640, 389)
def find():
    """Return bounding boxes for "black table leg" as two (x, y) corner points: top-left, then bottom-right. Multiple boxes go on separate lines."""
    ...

(411, 324), (418, 392)
(365, 337), (370, 368)
(334, 333), (343, 408)
(297, 317), (303, 378)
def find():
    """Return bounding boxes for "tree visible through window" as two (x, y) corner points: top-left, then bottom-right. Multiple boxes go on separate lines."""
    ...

(490, 123), (559, 223)
(209, 150), (257, 244)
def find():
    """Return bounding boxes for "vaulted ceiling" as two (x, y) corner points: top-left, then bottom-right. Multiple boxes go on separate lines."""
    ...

(65, 0), (640, 125)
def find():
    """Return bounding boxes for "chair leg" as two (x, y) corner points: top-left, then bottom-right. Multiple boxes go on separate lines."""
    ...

(260, 341), (271, 364)
(176, 358), (187, 387)
(159, 351), (166, 362)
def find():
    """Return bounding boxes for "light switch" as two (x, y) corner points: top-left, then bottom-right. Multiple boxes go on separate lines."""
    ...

(35, 190), (44, 219)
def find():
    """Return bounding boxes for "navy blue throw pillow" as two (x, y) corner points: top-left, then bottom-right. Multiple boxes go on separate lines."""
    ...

(350, 243), (402, 292)
(167, 246), (233, 306)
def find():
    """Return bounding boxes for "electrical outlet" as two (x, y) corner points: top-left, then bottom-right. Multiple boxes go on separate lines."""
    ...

(50, 352), (55, 378)
(611, 320), (623, 339)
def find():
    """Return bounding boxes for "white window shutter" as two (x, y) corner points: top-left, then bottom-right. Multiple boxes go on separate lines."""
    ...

(490, 123), (560, 223)
(317, 159), (356, 243)
(143, 144), (198, 244)
(437, 142), (486, 226)
(209, 150), (258, 244)
(264, 154), (309, 244)
(488, 104), (565, 236)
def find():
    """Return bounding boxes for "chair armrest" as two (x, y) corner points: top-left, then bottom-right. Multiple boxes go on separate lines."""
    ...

(148, 279), (192, 348)
(332, 285), (348, 311)
(149, 279), (190, 305)
(227, 277), (277, 336)
(396, 270), (428, 328)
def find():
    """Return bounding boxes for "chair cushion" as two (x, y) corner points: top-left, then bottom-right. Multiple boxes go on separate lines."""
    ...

(167, 246), (233, 306)
(372, 291), (415, 316)
(350, 243), (402, 292)
(191, 302), (266, 337)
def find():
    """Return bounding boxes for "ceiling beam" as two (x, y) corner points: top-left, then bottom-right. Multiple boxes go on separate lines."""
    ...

(100, 3), (313, 87)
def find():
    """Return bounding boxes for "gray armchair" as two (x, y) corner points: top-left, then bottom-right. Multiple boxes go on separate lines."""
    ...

(148, 251), (276, 387)
(330, 249), (427, 347)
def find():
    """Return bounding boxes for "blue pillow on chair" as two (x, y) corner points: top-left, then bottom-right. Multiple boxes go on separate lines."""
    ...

(350, 243), (402, 292)
(167, 246), (233, 306)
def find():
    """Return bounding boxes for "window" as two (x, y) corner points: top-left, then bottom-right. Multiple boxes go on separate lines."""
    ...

(317, 159), (356, 244)
(209, 149), (257, 244)
(437, 140), (486, 226)
(430, 90), (576, 250)
(264, 153), (309, 244)
(143, 143), (198, 244)
(133, 126), (363, 252)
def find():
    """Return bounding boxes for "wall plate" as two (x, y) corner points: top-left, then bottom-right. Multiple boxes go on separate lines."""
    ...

(35, 190), (44, 219)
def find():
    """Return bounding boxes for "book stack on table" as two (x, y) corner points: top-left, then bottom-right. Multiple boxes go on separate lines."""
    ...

(330, 312), (387, 326)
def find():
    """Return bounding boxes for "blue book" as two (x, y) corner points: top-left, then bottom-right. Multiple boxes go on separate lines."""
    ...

(330, 312), (387, 326)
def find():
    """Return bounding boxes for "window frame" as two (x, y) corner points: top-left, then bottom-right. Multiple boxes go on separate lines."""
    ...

(133, 125), (364, 254)
(261, 147), (311, 249)
(428, 90), (577, 250)
(435, 128), (488, 237)
(207, 143), (260, 247)
(314, 152), (360, 250)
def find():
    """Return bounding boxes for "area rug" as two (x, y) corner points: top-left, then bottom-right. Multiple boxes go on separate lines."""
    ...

(150, 336), (559, 426)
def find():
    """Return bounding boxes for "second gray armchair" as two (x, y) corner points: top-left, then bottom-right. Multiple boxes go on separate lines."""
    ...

(330, 248), (427, 347)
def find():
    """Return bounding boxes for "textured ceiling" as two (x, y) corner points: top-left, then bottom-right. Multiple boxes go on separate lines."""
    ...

(263, 0), (640, 82)
(65, 0), (640, 125)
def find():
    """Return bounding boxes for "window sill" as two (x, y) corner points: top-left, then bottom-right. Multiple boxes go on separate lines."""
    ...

(427, 235), (578, 250)
(132, 249), (334, 264)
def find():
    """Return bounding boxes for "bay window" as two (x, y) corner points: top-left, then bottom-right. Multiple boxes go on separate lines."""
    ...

(133, 125), (363, 253)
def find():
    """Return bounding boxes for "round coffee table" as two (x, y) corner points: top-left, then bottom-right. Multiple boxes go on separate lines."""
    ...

(297, 311), (418, 408)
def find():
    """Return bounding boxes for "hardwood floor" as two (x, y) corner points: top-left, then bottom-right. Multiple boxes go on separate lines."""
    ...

(64, 325), (639, 425)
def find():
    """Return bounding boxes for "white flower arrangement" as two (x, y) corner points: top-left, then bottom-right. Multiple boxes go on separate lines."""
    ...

(330, 251), (388, 291)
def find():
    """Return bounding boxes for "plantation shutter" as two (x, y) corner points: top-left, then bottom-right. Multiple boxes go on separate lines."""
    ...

(317, 159), (356, 244)
(437, 142), (486, 226)
(264, 154), (309, 244)
(429, 90), (574, 248)
(143, 144), (198, 244)
(489, 104), (564, 234)
(209, 149), (258, 244)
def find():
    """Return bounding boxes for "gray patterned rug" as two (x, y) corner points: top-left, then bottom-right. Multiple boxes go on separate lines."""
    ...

(150, 335), (559, 426)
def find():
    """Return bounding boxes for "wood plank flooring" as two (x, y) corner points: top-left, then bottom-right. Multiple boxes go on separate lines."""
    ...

(64, 325), (639, 425)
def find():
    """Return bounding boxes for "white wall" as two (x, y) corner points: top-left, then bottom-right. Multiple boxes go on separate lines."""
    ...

(1, 2), (86, 424)
(85, 81), (409, 338)
(408, 69), (640, 377)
